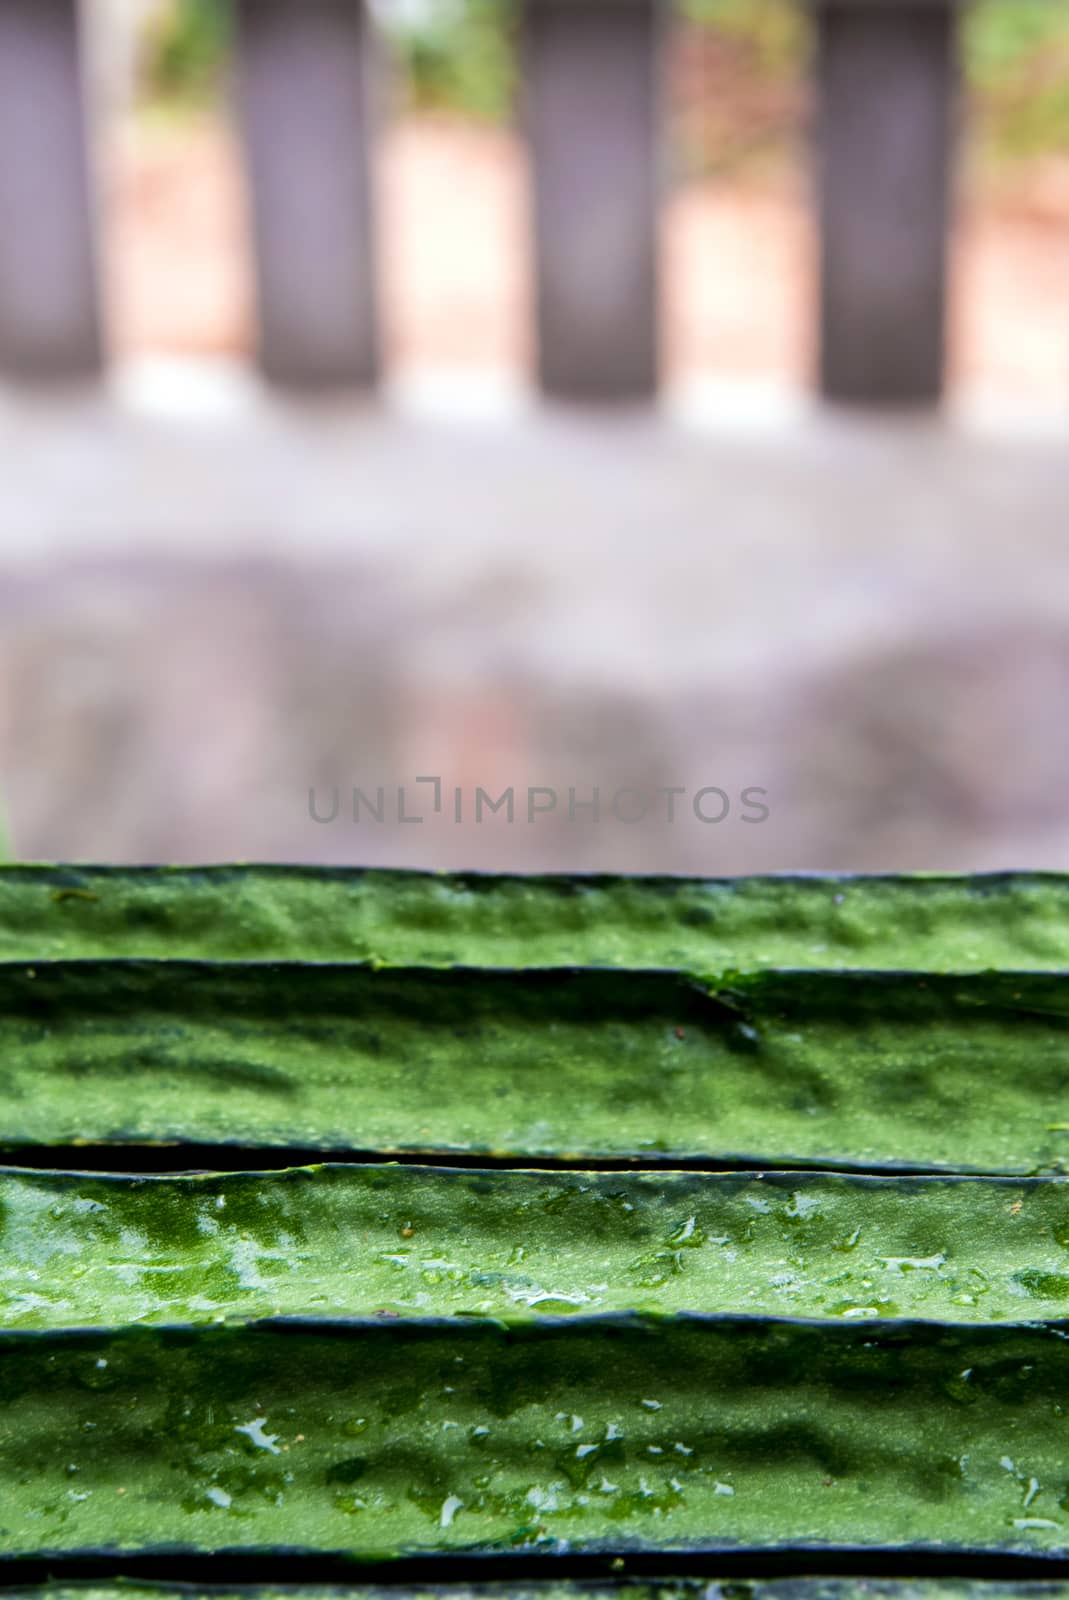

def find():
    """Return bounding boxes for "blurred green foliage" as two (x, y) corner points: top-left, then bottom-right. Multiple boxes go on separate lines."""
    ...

(142, 0), (1069, 165)
(677, 0), (803, 73)
(963, 0), (1069, 163)
(389, 0), (519, 122)
(142, 0), (233, 108)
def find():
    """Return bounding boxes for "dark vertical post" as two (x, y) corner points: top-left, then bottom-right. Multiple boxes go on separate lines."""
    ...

(0, 0), (101, 380)
(815, 0), (958, 405)
(235, 0), (379, 389)
(524, 0), (660, 401)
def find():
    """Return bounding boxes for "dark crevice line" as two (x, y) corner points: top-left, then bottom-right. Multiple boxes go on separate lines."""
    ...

(1, 1551), (1069, 1587)
(0, 1146), (988, 1178)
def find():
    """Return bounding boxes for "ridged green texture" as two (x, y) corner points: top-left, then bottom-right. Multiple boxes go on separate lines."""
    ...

(4, 1167), (1069, 1330)
(3, 962), (1068, 1171)
(6, 867), (1069, 1573)
(0, 1317), (1067, 1559)
(3, 865), (1069, 971)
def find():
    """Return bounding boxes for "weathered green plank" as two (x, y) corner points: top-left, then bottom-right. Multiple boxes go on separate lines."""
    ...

(0, 1318), (1066, 1559)
(1, 963), (1067, 1171)
(3, 1166), (1069, 1330)
(2, 866), (1068, 972)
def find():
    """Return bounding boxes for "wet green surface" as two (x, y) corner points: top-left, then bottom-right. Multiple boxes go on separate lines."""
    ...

(1, 963), (1068, 1171)
(2, 866), (1069, 972)
(4, 1167), (1069, 1330)
(0, 1318), (1067, 1559)
(5, 868), (1069, 1569)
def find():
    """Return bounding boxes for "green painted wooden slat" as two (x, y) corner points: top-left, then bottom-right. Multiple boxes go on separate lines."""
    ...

(2, 866), (1068, 972)
(0, 962), (1066, 1171)
(0, 1317), (1066, 1560)
(2, 1165), (1068, 1330)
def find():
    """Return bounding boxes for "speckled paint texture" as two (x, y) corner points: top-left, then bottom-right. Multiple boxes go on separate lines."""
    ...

(2, 1318), (1069, 1559)
(1, 865), (1068, 970)
(1, 1167), (1068, 1329)
(0, 963), (1066, 1170)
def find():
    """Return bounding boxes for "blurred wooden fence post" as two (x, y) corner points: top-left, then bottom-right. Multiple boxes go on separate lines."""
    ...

(235, 0), (379, 389)
(0, 0), (101, 380)
(524, 0), (660, 401)
(815, 0), (958, 405)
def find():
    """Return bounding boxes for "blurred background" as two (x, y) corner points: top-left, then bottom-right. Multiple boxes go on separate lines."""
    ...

(2, 0), (1069, 872)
